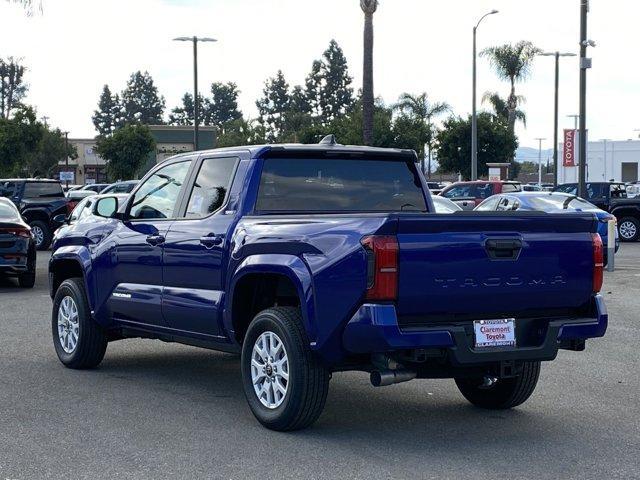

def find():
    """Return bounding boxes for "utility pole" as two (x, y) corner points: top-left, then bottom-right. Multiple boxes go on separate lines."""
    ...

(64, 132), (69, 188)
(471, 9), (499, 181)
(578, 0), (593, 198)
(535, 138), (546, 186)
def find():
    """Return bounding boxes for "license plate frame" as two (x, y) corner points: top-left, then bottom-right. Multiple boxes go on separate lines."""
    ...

(473, 318), (516, 348)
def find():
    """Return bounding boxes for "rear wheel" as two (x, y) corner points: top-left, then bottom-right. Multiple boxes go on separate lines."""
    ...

(52, 278), (108, 369)
(30, 220), (52, 250)
(455, 361), (541, 409)
(18, 246), (36, 288)
(241, 307), (330, 431)
(618, 217), (639, 242)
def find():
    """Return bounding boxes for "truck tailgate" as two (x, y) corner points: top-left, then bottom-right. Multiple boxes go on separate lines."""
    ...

(395, 213), (597, 325)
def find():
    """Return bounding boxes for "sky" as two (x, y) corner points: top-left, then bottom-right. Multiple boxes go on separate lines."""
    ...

(1, 0), (638, 151)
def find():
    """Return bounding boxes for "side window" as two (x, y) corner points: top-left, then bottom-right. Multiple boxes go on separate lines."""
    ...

(69, 198), (89, 222)
(129, 161), (191, 220)
(184, 157), (237, 218)
(496, 197), (511, 211)
(610, 184), (627, 198)
(79, 199), (94, 220)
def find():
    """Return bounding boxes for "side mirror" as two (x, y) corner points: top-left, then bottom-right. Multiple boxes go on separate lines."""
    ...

(95, 196), (119, 218)
(53, 213), (69, 224)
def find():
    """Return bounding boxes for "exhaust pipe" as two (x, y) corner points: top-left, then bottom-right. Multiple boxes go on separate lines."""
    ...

(370, 369), (417, 387)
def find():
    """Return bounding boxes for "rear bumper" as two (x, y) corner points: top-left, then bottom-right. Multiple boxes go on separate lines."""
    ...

(342, 295), (608, 365)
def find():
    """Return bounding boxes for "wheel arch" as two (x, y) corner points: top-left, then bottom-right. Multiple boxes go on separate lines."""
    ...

(225, 254), (315, 346)
(49, 249), (96, 311)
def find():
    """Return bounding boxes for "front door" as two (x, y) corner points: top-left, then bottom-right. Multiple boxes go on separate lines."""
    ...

(162, 156), (239, 337)
(105, 159), (192, 328)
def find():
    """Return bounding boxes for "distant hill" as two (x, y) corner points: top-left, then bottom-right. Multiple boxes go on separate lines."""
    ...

(515, 146), (554, 163)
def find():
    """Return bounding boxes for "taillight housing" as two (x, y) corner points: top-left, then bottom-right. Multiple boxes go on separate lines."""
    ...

(592, 233), (604, 293)
(360, 235), (398, 301)
(0, 227), (30, 238)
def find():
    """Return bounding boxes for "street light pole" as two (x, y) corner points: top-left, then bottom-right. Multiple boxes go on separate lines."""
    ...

(173, 36), (217, 152)
(578, 0), (594, 198)
(64, 132), (69, 188)
(539, 51), (576, 186)
(535, 137), (546, 185)
(471, 9), (498, 181)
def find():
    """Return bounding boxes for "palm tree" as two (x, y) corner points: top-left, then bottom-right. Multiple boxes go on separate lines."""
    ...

(360, 0), (378, 146)
(480, 41), (541, 133)
(394, 92), (450, 177)
(482, 91), (527, 127)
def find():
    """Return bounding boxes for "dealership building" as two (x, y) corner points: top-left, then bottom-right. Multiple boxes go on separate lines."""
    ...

(56, 125), (216, 184)
(557, 134), (640, 184)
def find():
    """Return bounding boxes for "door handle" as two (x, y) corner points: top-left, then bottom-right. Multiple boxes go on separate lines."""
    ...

(146, 234), (165, 246)
(200, 235), (223, 249)
(485, 239), (522, 260)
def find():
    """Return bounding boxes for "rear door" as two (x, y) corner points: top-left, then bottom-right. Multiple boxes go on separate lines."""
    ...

(162, 155), (240, 337)
(394, 213), (595, 325)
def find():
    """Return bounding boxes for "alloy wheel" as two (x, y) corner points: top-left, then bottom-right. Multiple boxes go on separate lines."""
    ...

(57, 296), (80, 354)
(32, 226), (44, 247)
(619, 221), (637, 240)
(251, 331), (289, 409)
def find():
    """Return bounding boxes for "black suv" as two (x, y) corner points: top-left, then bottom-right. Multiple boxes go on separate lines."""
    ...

(0, 179), (71, 249)
(554, 182), (640, 242)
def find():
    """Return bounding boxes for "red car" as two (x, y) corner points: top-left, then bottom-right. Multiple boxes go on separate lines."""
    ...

(440, 181), (521, 210)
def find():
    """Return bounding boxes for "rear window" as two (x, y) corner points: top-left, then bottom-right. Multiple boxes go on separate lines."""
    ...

(0, 200), (19, 218)
(256, 158), (426, 212)
(501, 183), (521, 193)
(23, 182), (64, 198)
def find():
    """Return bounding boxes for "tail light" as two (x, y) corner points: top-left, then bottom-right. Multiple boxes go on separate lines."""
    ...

(360, 235), (398, 301)
(592, 233), (604, 293)
(0, 227), (30, 238)
(67, 201), (77, 213)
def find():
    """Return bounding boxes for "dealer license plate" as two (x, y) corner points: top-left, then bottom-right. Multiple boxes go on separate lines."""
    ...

(473, 319), (516, 348)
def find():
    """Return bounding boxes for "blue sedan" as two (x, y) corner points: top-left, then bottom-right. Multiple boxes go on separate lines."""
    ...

(476, 191), (619, 256)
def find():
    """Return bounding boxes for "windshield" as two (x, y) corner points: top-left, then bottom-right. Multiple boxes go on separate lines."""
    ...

(256, 157), (427, 212)
(526, 195), (599, 212)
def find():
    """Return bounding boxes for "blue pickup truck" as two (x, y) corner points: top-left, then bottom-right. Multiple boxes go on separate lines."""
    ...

(49, 140), (608, 431)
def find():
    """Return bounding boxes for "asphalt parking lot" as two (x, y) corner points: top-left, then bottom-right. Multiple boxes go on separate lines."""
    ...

(0, 247), (638, 480)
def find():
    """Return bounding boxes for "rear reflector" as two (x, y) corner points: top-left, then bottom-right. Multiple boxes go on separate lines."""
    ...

(592, 233), (604, 293)
(361, 235), (398, 301)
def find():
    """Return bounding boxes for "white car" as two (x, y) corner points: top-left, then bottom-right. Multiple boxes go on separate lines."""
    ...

(431, 195), (463, 213)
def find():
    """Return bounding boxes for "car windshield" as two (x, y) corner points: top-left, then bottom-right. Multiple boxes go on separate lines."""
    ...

(526, 195), (599, 212)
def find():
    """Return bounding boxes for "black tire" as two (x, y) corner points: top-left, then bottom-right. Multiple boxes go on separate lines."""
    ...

(30, 220), (52, 250)
(18, 246), (36, 288)
(241, 307), (330, 431)
(455, 361), (541, 409)
(52, 277), (108, 369)
(618, 217), (639, 242)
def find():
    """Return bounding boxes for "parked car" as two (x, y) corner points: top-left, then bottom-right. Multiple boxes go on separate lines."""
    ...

(100, 180), (139, 194)
(0, 179), (71, 249)
(431, 195), (463, 213)
(553, 182), (640, 241)
(53, 193), (129, 236)
(62, 184), (83, 193)
(0, 198), (36, 288)
(50, 142), (607, 431)
(440, 181), (521, 210)
(66, 183), (110, 203)
(475, 191), (619, 263)
(522, 184), (543, 192)
(425, 181), (444, 196)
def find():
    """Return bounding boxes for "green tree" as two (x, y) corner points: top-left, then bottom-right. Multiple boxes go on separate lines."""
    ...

(394, 92), (450, 176)
(482, 91), (526, 127)
(0, 105), (41, 175)
(95, 124), (156, 181)
(216, 118), (265, 148)
(120, 71), (165, 125)
(0, 57), (28, 119)
(436, 113), (518, 179)
(306, 40), (354, 124)
(480, 41), (541, 133)
(24, 127), (77, 177)
(203, 82), (242, 130)
(256, 70), (291, 142)
(168, 92), (205, 126)
(92, 85), (123, 135)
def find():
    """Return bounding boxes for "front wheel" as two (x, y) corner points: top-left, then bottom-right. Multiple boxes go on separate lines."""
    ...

(241, 307), (330, 431)
(52, 278), (108, 369)
(455, 361), (541, 409)
(618, 217), (639, 242)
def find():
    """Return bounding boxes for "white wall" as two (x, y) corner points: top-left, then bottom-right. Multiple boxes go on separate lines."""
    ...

(558, 138), (640, 184)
